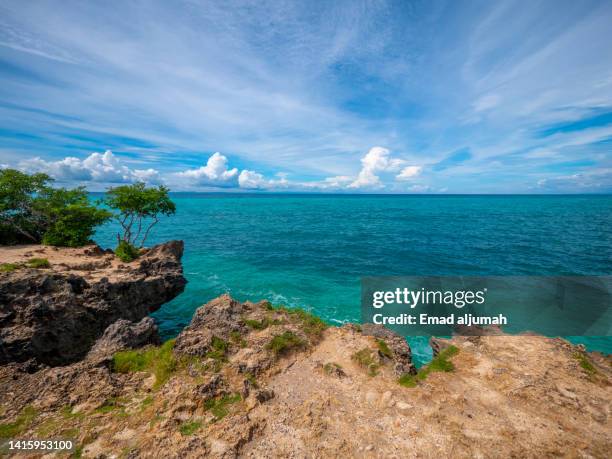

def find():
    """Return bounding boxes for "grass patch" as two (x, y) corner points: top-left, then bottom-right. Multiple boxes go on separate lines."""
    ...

(262, 301), (274, 311)
(230, 331), (247, 348)
(573, 352), (597, 376)
(376, 339), (393, 358)
(0, 405), (38, 438)
(352, 348), (380, 376)
(112, 339), (177, 389)
(179, 420), (202, 436)
(282, 308), (327, 338)
(26, 258), (50, 269)
(323, 362), (343, 375)
(140, 396), (154, 411)
(399, 345), (459, 388)
(204, 394), (241, 421)
(205, 336), (228, 371)
(60, 405), (85, 420)
(244, 316), (281, 330)
(94, 398), (126, 415)
(266, 331), (306, 356)
(0, 263), (19, 273)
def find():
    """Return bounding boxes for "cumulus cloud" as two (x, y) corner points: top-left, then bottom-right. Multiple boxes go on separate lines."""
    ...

(19, 150), (160, 184)
(238, 170), (267, 189)
(396, 166), (422, 180)
(347, 147), (423, 189)
(348, 147), (406, 189)
(176, 152), (239, 187)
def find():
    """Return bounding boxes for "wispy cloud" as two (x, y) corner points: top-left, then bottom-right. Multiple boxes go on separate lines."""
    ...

(0, 0), (611, 192)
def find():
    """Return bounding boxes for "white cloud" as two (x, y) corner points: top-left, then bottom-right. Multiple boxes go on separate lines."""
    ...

(176, 152), (239, 187)
(396, 165), (422, 180)
(238, 170), (267, 189)
(349, 147), (406, 189)
(18, 150), (159, 184)
(132, 168), (162, 184)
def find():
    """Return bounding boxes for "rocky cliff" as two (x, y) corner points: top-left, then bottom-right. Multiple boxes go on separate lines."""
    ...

(0, 294), (610, 458)
(0, 241), (186, 366)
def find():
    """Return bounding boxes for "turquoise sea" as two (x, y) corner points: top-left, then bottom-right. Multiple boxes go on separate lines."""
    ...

(94, 194), (612, 365)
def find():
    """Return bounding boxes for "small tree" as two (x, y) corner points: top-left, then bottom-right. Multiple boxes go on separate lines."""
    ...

(105, 182), (176, 250)
(0, 169), (51, 243)
(0, 169), (111, 246)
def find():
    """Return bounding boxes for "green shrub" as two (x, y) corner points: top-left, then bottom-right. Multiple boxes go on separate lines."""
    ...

(376, 339), (393, 358)
(266, 331), (305, 356)
(42, 204), (109, 247)
(352, 348), (380, 376)
(244, 317), (281, 330)
(323, 362), (343, 375)
(26, 258), (50, 269)
(179, 420), (202, 436)
(399, 345), (459, 388)
(112, 339), (177, 389)
(573, 352), (597, 375)
(0, 263), (19, 273)
(115, 240), (140, 262)
(280, 307), (327, 338)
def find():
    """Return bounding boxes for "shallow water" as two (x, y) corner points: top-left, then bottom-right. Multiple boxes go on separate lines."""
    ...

(94, 194), (612, 365)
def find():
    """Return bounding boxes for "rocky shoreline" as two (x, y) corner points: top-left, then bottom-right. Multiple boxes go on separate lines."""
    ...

(0, 241), (186, 366)
(0, 244), (610, 458)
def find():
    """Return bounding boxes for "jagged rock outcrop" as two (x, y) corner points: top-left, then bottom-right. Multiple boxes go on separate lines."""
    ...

(0, 241), (186, 366)
(0, 294), (610, 458)
(362, 323), (417, 376)
(86, 317), (160, 364)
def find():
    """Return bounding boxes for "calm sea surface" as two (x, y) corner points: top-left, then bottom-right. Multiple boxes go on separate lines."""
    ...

(94, 194), (612, 365)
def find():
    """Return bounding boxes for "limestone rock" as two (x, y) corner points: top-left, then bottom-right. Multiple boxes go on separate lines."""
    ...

(0, 241), (186, 366)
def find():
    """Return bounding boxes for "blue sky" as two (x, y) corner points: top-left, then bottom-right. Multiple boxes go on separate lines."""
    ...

(0, 0), (611, 193)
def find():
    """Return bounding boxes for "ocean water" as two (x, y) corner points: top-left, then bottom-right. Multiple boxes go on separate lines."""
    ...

(94, 194), (612, 365)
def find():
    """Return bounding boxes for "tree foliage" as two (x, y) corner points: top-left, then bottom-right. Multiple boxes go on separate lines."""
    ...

(0, 169), (111, 246)
(104, 182), (176, 249)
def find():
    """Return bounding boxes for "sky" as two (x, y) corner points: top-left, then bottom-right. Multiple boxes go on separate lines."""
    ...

(0, 0), (611, 193)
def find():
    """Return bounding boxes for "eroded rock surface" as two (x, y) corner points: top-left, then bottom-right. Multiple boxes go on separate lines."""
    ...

(0, 295), (610, 458)
(0, 241), (186, 366)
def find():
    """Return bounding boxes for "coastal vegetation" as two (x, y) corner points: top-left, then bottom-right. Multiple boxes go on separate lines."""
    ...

(112, 339), (178, 389)
(0, 169), (110, 246)
(0, 405), (38, 438)
(573, 351), (598, 380)
(276, 305), (327, 338)
(352, 347), (381, 376)
(104, 182), (175, 261)
(266, 331), (306, 356)
(398, 345), (459, 388)
(26, 257), (50, 269)
(0, 170), (177, 265)
(204, 394), (242, 421)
